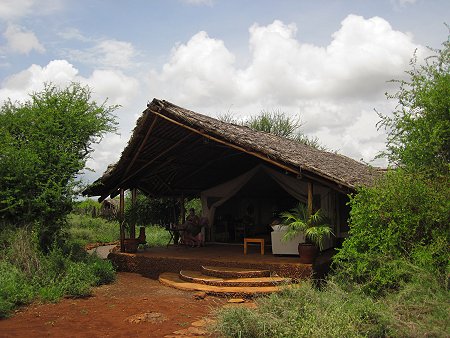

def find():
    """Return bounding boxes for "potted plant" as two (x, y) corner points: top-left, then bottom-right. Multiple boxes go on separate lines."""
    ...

(280, 203), (333, 264)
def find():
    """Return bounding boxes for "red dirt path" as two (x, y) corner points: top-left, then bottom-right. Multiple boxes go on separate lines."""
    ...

(0, 272), (226, 338)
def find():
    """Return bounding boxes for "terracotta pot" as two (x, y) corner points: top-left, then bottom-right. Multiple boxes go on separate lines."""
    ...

(123, 239), (138, 253)
(298, 243), (318, 264)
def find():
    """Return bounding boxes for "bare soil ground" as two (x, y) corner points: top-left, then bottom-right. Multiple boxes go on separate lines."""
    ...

(0, 272), (227, 338)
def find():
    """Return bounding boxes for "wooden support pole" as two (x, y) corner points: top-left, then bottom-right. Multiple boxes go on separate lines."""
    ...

(180, 194), (186, 224)
(119, 188), (125, 252)
(307, 182), (313, 216)
(130, 188), (137, 239)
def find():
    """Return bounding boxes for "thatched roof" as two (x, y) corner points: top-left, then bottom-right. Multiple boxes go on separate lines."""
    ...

(84, 99), (380, 200)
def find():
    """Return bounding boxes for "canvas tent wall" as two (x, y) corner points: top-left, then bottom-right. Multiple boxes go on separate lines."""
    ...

(200, 164), (335, 248)
(201, 164), (308, 223)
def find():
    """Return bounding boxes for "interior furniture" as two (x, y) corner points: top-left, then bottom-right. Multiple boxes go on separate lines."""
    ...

(244, 237), (265, 255)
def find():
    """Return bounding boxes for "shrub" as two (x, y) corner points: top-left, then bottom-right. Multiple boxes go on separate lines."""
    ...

(60, 262), (95, 297)
(125, 193), (179, 226)
(0, 83), (117, 250)
(0, 261), (34, 318)
(0, 227), (116, 316)
(87, 256), (116, 286)
(333, 170), (449, 296)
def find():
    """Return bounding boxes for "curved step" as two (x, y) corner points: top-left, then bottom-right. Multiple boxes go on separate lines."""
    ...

(201, 265), (271, 279)
(159, 272), (281, 297)
(180, 270), (291, 287)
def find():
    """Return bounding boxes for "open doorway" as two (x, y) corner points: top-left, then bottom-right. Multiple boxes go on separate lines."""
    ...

(212, 169), (298, 243)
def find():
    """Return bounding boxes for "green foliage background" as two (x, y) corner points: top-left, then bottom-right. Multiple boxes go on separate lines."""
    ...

(0, 83), (117, 250)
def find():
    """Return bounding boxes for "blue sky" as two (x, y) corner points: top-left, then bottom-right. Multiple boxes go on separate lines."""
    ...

(0, 0), (448, 183)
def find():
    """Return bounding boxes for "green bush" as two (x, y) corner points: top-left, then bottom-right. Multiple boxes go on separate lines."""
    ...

(0, 226), (116, 317)
(87, 256), (116, 286)
(0, 261), (34, 318)
(333, 170), (449, 296)
(0, 83), (117, 251)
(61, 262), (95, 297)
(215, 266), (449, 338)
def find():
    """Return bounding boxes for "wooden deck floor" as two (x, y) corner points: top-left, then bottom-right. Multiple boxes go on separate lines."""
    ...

(108, 243), (334, 280)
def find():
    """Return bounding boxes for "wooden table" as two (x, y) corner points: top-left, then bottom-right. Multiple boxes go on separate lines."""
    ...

(166, 228), (185, 247)
(243, 238), (265, 255)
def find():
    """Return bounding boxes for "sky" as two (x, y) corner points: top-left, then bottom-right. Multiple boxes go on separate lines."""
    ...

(0, 0), (448, 185)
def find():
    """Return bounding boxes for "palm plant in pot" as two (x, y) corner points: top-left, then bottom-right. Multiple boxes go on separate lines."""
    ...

(280, 203), (333, 264)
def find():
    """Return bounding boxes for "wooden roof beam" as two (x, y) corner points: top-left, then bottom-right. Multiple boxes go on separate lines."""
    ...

(121, 115), (159, 179)
(149, 108), (300, 176)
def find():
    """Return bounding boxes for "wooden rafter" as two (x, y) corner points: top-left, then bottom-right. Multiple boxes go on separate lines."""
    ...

(122, 115), (159, 179)
(149, 108), (300, 176)
(109, 132), (193, 195)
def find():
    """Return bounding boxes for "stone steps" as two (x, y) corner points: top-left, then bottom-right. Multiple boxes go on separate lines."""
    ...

(159, 272), (281, 297)
(201, 265), (271, 278)
(180, 270), (291, 287)
(159, 265), (294, 297)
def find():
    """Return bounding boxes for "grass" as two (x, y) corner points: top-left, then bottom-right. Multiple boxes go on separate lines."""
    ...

(214, 281), (391, 338)
(66, 213), (118, 246)
(214, 268), (450, 338)
(144, 225), (171, 247)
(67, 213), (171, 248)
(0, 226), (116, 318)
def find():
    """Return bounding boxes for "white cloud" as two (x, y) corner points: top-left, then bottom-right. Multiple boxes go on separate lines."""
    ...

(0, 59), (140, 106)
(0, 60), (78, 102)
(149, 15), (422, 106)
(85, 133), (127, 175)
(0, 0), (63, 21)
(0, 0), (34, 20)
(3, 24), (45, 54)
(58, 28), (90, 42)
(83, 69), (140, 106)
(64, 39), (138, 70)
(146, 14), (424, 165)
(152, 31), (236, 106)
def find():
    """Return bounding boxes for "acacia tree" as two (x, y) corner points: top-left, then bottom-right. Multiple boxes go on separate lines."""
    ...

(221, 109), (325, 149)
(333, 36), (449, 295)
(0, 83), (117, 249)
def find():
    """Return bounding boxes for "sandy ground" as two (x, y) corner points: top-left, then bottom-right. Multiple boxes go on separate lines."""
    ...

(0, 272), (226, 338)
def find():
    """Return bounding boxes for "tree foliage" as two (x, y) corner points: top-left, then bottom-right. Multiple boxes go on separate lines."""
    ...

(333, 36), (450, 296)
(378, 37), (450, 175)
(125, 192), (180, 227)
(0, 83), (117, 249)
(220, 109), (326, 150)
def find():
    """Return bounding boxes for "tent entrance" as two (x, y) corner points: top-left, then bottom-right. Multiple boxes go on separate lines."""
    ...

(209, 167), (300, 243)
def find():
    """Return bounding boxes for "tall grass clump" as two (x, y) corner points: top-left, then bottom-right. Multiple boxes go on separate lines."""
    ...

(215, 282), (391, 338)
(0, 226), (116, 318)
(67, 213), (118, 246)
(382, 265), (450, 337)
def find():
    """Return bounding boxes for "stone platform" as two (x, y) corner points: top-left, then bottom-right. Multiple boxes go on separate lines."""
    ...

(108, 243), (315, 280)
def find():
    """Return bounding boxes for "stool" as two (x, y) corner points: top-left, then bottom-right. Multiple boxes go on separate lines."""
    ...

(244, 238), (265, 255)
